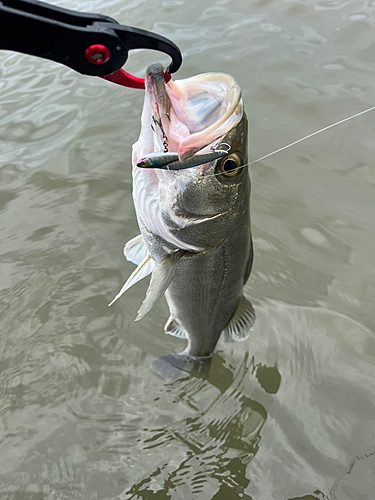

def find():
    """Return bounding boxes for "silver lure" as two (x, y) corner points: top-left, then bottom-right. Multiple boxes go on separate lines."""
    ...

(136, 152), (179, 169)
(137, 147), (230, 171)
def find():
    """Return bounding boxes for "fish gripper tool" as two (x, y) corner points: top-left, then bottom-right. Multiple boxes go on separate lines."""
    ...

(0, 0), (182, 89)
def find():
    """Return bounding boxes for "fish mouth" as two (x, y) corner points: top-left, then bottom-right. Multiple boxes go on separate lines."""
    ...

(131, 66), (245, 253)
(142, 63), (243, 163)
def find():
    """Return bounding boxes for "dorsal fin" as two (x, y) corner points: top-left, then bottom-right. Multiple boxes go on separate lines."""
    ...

(223, 296), (256, 342)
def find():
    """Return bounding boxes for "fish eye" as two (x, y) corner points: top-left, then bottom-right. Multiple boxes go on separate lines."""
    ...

(137, 160), (146, 168)
(218, 152), (242, 177)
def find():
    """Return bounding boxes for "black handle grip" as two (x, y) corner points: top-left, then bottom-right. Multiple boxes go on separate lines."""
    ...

(0, 0), (128, 76)
(0, 0), (182, 77)
(0, 0), (118, 26)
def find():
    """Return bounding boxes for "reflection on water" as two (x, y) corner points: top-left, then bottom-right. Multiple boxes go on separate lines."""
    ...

(0, 0), (375, 498)
(126, 354), (266, 499)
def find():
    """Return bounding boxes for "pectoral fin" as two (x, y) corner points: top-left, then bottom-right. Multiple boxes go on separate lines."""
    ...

(164, 316), (188, 339)
(124, 234), (148, 265)
(135, 251), (184, 321)
(223, 296), (256, 342)
(108, 255), (155, 307)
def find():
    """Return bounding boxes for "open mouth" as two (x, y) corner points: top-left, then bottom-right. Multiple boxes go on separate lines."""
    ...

(138, 64), (244, 165)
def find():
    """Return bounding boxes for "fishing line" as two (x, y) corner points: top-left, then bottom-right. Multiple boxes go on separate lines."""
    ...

(201, 105), (375, 179)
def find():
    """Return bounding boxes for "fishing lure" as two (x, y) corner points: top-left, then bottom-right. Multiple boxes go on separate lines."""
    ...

(136, 144), (231, 170)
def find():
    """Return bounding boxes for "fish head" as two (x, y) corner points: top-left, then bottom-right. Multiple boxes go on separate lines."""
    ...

(132, 64), (250, 252)
(157, 116), (249, 250)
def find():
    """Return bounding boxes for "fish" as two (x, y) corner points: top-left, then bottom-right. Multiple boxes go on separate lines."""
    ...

(110, 62), (255, 358)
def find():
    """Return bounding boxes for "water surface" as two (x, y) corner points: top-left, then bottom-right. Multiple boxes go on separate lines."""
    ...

(0, 0), (375, 499)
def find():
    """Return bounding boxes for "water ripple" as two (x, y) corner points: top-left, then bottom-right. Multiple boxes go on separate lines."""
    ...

(1, 0), (375, 498)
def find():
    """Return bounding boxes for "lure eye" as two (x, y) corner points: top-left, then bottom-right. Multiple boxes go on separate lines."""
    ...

(218, 152), (242, 177)
(137, 159), (147, 168)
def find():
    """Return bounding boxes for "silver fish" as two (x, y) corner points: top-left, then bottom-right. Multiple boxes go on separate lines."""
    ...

(110, 63), (255, 358)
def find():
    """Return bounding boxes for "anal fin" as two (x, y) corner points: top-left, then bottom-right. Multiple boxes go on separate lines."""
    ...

(223, 295), (256, 343)
(164, 316), (188, 339)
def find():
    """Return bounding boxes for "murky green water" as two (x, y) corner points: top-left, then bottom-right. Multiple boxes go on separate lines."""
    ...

(1, 0), (375, 498)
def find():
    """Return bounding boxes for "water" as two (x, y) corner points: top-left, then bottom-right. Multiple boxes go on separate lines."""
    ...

(0, 0), (375, 498)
